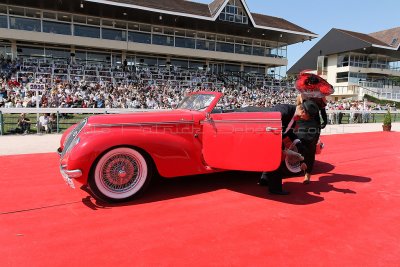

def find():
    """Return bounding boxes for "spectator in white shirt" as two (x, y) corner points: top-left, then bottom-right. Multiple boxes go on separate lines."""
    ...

(38, 113), (50, 133)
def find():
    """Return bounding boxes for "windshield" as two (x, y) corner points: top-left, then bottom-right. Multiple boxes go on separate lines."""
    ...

(177, 94), (215, 111)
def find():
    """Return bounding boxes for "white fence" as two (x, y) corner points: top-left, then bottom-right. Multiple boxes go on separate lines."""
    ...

(0, 108), (159, 135)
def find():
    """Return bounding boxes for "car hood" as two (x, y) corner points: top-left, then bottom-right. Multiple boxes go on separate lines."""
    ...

(86, 109), (196, 126)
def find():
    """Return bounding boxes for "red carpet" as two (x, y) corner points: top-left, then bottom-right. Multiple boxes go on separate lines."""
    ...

(1, 132), (400, 266)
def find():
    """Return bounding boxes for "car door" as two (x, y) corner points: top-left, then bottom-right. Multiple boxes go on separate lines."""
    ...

(202, 111), (282, 172)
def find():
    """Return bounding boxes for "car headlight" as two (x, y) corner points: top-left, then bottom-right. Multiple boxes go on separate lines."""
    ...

(66, 137), (80, 154)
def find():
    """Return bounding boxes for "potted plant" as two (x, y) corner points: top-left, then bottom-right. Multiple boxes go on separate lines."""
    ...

(382, 109), (392, 131)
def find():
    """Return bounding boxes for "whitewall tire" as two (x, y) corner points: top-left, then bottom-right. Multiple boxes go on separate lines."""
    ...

(89, 147), (152, 202)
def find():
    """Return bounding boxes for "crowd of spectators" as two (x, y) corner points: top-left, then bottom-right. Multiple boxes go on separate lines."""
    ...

(325, 99), (396, 124)
(0, 56), (397, 131)
(0, 57), (298, 110)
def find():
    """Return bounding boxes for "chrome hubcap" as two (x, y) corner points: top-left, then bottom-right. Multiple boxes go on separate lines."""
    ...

(101, 153), (140, 192)
(118, 169), (127, 178)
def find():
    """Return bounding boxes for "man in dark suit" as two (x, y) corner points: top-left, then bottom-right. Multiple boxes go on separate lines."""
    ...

(260, 100), (320, 195)
(295, 97), (328, 184)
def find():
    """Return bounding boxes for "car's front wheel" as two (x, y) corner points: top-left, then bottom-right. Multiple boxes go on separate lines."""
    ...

(89, 147), (153, 202)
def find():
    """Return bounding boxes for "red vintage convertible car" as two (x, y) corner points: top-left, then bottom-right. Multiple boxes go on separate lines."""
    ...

(59, 91), (286, 202)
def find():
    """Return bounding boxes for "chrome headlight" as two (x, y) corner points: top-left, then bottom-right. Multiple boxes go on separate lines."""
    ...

(61, 119), (87, 157)
(66, 137), (80, 154)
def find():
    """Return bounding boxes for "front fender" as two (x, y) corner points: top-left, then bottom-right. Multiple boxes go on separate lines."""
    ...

(65, 126), (210, 183)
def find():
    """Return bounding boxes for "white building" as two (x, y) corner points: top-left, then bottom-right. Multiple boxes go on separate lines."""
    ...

(288, 28), (400, 101)
(0, 0), (316, 86)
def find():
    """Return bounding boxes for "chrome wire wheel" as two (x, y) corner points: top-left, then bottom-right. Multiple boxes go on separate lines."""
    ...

(92, 147), (149, 201)
(285, 139), (302, 174)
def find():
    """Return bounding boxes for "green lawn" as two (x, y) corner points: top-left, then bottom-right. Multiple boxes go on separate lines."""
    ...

(0, 113), (90, 135)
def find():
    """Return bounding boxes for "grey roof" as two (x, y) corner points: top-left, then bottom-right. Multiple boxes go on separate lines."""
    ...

(337, 29), (390, 47)
(87, 0), (316, 35)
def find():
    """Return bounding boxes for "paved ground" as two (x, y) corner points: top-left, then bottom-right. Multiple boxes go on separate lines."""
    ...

(0, 122), (399, 155)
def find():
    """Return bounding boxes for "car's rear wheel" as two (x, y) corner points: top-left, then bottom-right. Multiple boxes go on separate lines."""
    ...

(89, 147), (153, 202)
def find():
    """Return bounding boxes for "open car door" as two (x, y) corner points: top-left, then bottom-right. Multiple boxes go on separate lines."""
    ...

(202, 112), (282, 172)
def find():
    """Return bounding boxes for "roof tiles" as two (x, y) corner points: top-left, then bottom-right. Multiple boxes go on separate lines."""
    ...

(369, 27), (400, 48)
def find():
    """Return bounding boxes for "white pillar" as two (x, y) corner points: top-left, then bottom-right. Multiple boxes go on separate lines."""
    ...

(11, 40), (17, 60)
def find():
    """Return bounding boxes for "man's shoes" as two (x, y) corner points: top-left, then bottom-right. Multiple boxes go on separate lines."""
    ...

(258, 178), (268, 186)
(258, 173), (268, 186)
(269, 190), (290, 195)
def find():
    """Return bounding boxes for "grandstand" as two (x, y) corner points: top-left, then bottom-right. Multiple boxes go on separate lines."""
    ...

(0, 0), (316, 88)
(288, 27), (400, 102)
(0, 0), (321, 134)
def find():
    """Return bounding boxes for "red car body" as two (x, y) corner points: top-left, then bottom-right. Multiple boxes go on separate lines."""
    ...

(59, 91), (283, 202)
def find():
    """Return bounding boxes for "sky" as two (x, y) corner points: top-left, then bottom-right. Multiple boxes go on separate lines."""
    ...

(192, 0), (400, 70)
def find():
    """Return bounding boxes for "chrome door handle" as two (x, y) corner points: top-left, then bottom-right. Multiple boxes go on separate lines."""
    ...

(266, 127), (280, 132)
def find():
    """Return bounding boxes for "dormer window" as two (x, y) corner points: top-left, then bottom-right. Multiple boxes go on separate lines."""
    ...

(219, 0), (248, 25)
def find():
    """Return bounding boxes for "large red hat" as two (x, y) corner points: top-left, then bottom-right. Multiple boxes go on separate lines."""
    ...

(295, 70), (334, 98)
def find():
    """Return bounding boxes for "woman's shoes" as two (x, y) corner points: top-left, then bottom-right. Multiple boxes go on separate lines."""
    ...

(303, 173), (311, 184)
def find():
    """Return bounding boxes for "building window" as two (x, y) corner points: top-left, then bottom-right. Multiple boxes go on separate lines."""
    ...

(252, 46), (265, 56)
(152, 34), (173, 46)
(225, 64), (241, 72)
(244, 65), (265, 74)
(25, 9), (41, 19)
(102, 28), (126, 41)
(43, 21), (71, 35)
(87, 52), (110, 64)
(337, 54), (349, 67)
(235, 44), (252, 55)
(171, 59), (189, 69)
(43, 11), (56, 20)
(216, 42), (234, 53)
(58, 13), (72, 22)
(336, 72), (349, 83)
(0, 15), (7, 28)
(74, 24), (100, 38)
(9, 17), (41, 32)
(17, 46), (44, 58)
(128, 31), (151, 44)
(219, 1), (249, 25)
(0, 5), (7, 14)
(196, 39), (215, 51)
(188, 60), (205, 70)
(137, 57), (159, 66)
(175, 37), (195, 49)
(8, 6), (24, 16)
(45, 48), (70, 59)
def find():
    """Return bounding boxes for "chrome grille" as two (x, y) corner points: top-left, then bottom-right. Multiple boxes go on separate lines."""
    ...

(61, 118), (87, 157)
